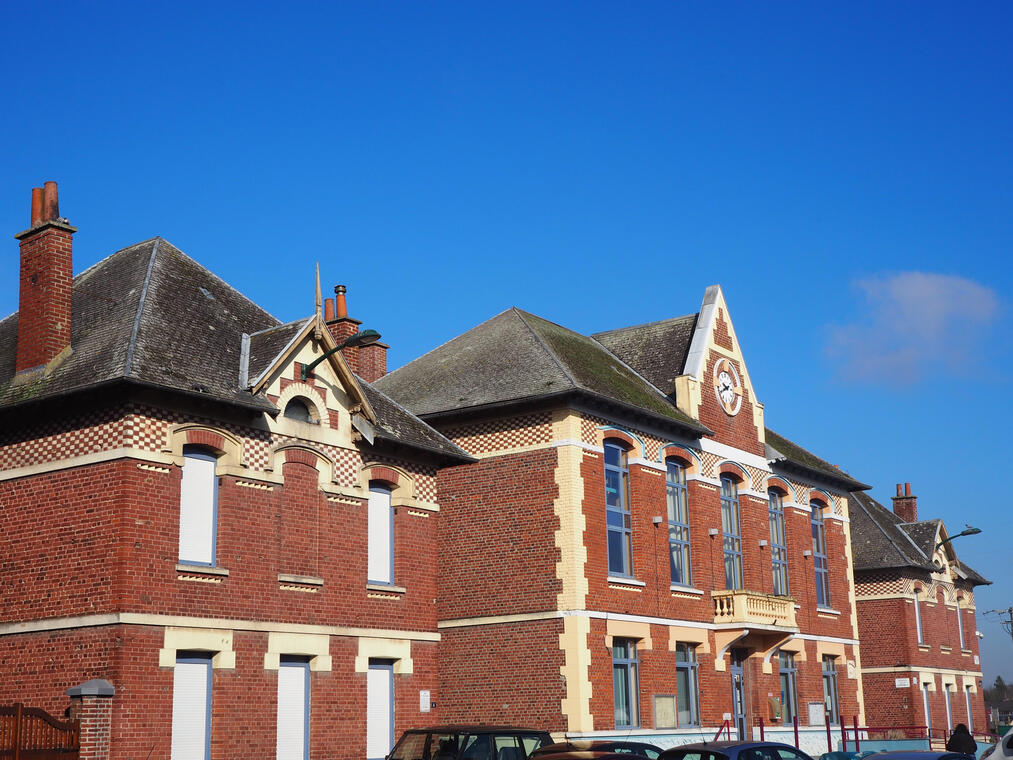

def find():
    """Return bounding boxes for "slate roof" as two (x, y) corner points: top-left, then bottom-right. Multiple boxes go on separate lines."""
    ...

(848, 492), (989, 585)
(592, 314), (698, 395)
(374, 307), (709, 436)
(0, 237), (467, 462)
(765, 428), (869, 491)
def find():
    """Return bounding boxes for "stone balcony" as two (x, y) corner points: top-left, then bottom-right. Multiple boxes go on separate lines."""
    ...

(712, 589), (798, 630)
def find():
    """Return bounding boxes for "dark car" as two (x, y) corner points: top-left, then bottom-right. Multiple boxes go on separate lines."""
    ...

(862, 753), (974, 760)
(388, 726), (553, 760)
(532, 741), (663, 759)
(659, 741), (816, 760)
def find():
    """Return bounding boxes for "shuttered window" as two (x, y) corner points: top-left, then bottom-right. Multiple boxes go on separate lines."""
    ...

(171, 653), (212, 760)
(179, 447), (218, 565)
(366, 661), (394, 760)
(277, 657), (310, 760)
(368, 485), (393, 585)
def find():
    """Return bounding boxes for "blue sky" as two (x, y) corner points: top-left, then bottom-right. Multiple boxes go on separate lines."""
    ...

(2, 3), (1011, 682)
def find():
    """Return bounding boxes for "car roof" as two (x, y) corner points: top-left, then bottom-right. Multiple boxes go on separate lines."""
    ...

(665, 742), (798, 751)
(402, 726), (549, 733)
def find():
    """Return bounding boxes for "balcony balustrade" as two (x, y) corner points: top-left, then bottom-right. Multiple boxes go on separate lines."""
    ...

(712, 589), (797, 629)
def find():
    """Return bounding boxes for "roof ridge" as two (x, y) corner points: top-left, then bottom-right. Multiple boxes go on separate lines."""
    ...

(591, 312), (698, 338)
(512, 308), (578, 388)
(124, 238), (161, 378)
(247, 318), (310, 339)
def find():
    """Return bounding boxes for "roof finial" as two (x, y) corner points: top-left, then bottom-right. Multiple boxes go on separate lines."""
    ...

(313, 263), (323, 340)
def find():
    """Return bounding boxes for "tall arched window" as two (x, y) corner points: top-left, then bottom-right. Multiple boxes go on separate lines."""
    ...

(720, 475), (743, 590)
(604, 441), (633, 577)
(178, 445), (218, 566)
(768, 489), (789, 596)
(368, 482), (394, 586)
(666, 458), (691, 587)
(811, 501), (830, 607)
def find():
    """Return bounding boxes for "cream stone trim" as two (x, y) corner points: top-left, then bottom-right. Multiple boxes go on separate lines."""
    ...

(361, 462), (414, 499)
(267, 442), (343, 491)
(391, 497), (439, 513)
(559, 614), (593, 733)
(855, 593), (915, 602)
(713, 630), (749, 671)
(0, 448), (176, 482)
(920, 673), (938, 691)
(961, 676), (978, 693)
(862, 665), (982, 678)
(159, 627), (235, 669)
(667, 625), (710, 654)
(165, 423), (245, 471)
(354, 637), (413, 673)
(816, 640), (847, 661)
(554, 411), (588, 611)
(842, 491), (866, 722)
(759, 634), (795, 673)
(275, 381), (329, 428)
(0, 612), (439, 642)
(605, 620), (652, 650)
(699, 438), (771, 473)
(264, 632), (332, 672)
(940, 673), (958, 689)
(778, 636), (808, 662)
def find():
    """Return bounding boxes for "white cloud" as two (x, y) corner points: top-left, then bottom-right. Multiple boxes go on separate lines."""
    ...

(825, 272), (1000, 384)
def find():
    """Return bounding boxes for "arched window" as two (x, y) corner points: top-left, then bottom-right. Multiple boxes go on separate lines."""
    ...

(666, 458), (691, 587)
(604, 441), (633, 577)
(367, 482), (394, 586)
(720, 474), (743, 590)
(956, 596), (966, 649)
(768, 489), (789, 596)
(284, 397), (315, 423)
(914, 585), (925, 644)
(179, 445), (218, 566)
(811, 501), (830, 607)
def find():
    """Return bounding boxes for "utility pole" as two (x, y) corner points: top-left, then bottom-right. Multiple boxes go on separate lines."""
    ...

(983, 607), (1013, 644)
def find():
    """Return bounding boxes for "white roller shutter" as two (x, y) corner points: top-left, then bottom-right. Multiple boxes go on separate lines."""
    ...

(366, 663), (393, 760)
(367, 487), (392, 584)
(171, 657), (211, 760)
(179, 451), (217, 565)
(277, 660), (309, 760)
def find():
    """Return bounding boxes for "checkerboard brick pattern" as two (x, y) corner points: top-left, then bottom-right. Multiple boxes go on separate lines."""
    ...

(444, 412), (552, 455)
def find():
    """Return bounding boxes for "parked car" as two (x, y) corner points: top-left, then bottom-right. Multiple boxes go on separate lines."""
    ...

(861, 753), (975, 760)
(659, 741), (816, 760)
(388, 726), (553, 760)
(532, 741), (663, 759)
(981, 726), (1013, 760)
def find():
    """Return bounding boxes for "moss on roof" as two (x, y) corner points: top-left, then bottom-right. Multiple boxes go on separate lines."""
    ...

(766, 428), (868, 490)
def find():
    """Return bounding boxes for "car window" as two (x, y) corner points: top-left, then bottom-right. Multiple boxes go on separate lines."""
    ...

(390, 733), (428, 760)
(742, 749), (780, 760)
(461, 734), (493, 760)
(492, 735), (524, 760)
(665, 752), (728, 760)
(432, 734), (461, 760)
(775, 749), (814, 760)
(519, 737), (545, 757)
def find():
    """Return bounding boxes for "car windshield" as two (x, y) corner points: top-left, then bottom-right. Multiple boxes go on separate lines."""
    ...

(664, 752), (729, 760)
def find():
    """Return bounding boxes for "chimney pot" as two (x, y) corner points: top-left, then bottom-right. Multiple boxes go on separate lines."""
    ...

(904, 482), (911, 496)
(334, 284), (348, 319)
(42, 181), (59, 222)
(324, 298), (335, 322)
(31, 188), (44, 226)
(896, 484), (903, 497)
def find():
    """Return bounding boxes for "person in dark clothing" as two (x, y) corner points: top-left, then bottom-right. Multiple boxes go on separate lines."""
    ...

(946, 723), (977, 755)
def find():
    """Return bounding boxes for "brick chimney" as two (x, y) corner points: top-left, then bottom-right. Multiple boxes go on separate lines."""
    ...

(13, 182), (76, 374)
(892, 482), (918, 523)
(323, 285), (388, 382)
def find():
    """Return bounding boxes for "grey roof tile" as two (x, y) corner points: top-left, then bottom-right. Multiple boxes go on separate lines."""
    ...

(247, 320), (310, 387)
(592, 314), (697, 395)
(375, 307), (708, 435)
(765, 428), (869, 491)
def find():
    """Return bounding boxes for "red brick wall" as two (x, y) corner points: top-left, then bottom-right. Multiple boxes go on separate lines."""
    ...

(438, 620), (565, 729)
(435, 449), (561, 620)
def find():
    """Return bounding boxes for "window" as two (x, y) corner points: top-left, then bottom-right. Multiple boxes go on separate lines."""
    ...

(605, 443), (633, 577)
(778, 651), (798, 725)
(179, 446), (218, 566)
(811, 501), (830, 607)
(283, 398), (315, 423)
(821, 655), (840, 725)
(277, 657), (310, 760)
(768, 490), (789, 596)
(368, 484), (394, 585)
(922, 681), (933, 734)
(612, 638), (640, 729)
(666, 459), (691, 586)
(914, 589), (924, 644)
(965, 685), (974, 732)
(366, 660), (394, 760)
(171, 652), (212, 760)
(956, 601), (965, 649)
(675, 643), (700, 726)
(721, 475), (743, 589)
(944, 684), (954, 732)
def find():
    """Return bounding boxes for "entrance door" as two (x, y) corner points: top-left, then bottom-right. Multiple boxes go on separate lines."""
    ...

(730, 649), (748, 740)
(367, 661), (394, 760)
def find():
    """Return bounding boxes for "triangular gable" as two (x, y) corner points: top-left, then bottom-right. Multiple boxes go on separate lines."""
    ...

(675, 285), (765, 448)
(246, 315), (376, 424)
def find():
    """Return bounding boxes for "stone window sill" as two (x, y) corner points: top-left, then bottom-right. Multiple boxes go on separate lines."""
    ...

(176, 563), (229, 576)
(670, 585), (705, 595)
(607, 576), (646, 588)
(816, 606), (841, 616)
(366, 583), (406, 594)
(278, 573), (324, 586)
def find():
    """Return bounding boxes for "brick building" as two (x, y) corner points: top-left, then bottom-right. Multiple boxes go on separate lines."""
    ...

(375, 286), (869, 752)
(0, 184), (471, 759)
(849, 486), (989, 740)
